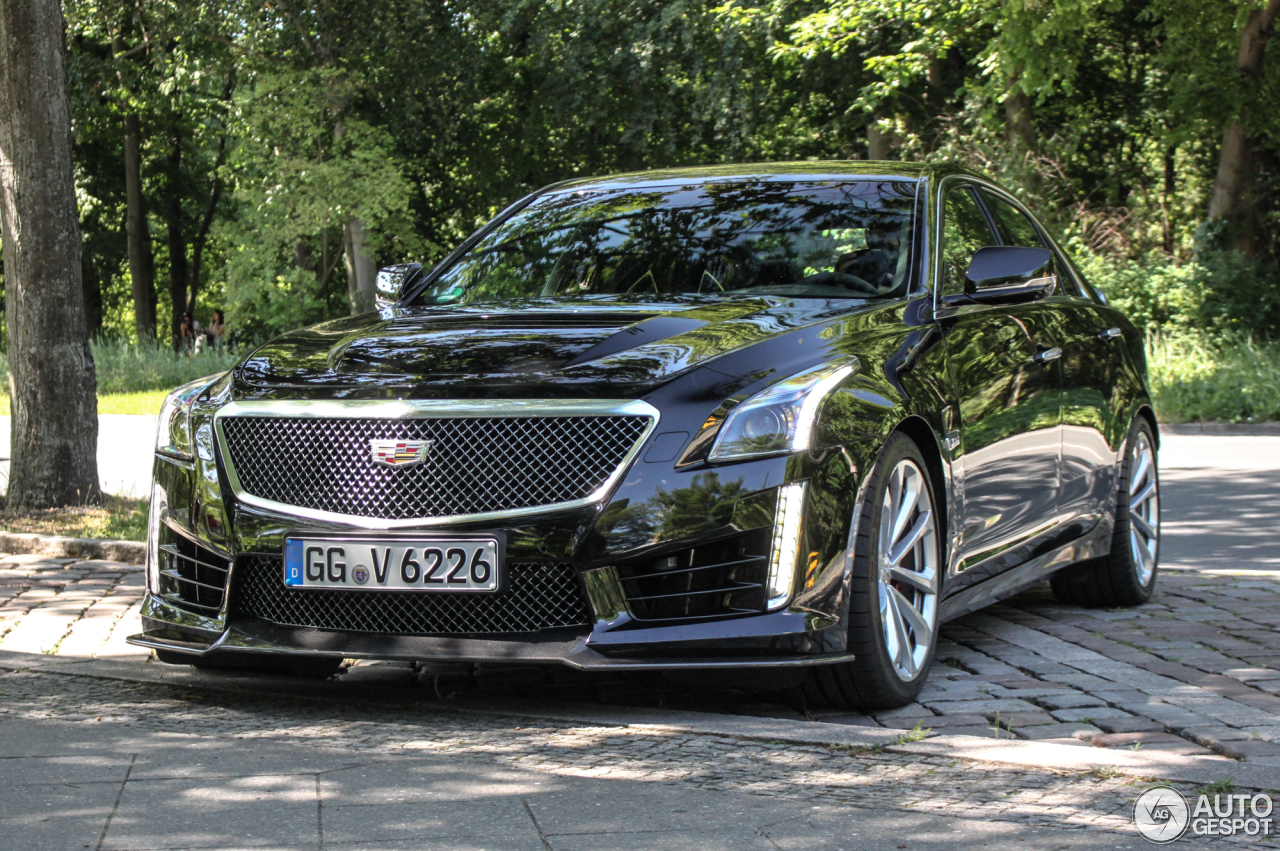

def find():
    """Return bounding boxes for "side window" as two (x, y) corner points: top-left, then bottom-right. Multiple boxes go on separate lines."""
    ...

(941, 185), (998, 295)
(981, 190), (1045, 249)
(982, 189), (1087, 298)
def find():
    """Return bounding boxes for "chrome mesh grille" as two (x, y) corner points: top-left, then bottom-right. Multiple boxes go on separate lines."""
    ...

(219, 415), (650, 520)
(232, 556), (593, 635)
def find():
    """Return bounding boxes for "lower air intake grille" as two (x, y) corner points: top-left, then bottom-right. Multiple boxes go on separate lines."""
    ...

(231, 557), (593, 635)
(156, 529), (231, 616)
(615, 528), (773, 621)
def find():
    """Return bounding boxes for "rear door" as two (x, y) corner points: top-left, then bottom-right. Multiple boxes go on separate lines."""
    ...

(979, 187), (1120, 531)
(936, 181), (1064, 582)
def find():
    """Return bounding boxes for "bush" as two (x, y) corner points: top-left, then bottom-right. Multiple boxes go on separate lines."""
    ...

(1148, 332), (1280, 423)
(1075, 245), (1280, 340)
(0, 339), (241, 396)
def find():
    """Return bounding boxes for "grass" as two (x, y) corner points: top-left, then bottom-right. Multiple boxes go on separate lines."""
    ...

(0, 390), (170, 416)
(1197, 777), (1236, 797)
(1148, 331), (1280, 424)
(0, 338), (240, 416)
(0, 338), (241, 395)
(0, 494), (148, 542)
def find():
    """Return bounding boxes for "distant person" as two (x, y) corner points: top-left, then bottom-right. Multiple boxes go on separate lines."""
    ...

(208, 309), (227, 347)
(179, 312), (201, 350)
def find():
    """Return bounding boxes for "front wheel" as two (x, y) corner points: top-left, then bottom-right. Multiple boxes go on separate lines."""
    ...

(1050, 417), (1160, 607)
(802, 433), (942, 710)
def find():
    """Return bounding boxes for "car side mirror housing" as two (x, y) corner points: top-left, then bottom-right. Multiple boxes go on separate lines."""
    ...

(963, 246), (1056, 304)
(375, 263), (426, 308)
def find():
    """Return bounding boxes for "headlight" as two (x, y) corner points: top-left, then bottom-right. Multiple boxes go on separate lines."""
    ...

(156, 376), (220, 459)
(708, 360), (856, 462)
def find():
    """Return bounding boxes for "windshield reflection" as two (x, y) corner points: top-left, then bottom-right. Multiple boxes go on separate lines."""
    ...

(414, 180), (918, 306)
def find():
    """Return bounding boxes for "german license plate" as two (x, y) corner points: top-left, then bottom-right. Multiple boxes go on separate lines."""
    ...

(283, 536), (501, 592)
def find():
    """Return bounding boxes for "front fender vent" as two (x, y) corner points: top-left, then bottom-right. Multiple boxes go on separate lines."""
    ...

(155, 529), (231, 616)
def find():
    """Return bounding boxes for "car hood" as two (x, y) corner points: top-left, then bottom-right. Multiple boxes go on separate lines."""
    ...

(234, 296), (872, 397)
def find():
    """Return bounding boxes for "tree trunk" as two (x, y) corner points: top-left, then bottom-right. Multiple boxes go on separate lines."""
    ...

(165, 117), (188, 348)
(1003, 82), (1037, 154)
(80, 245), (103, 338)
(1206, 0), (1280, 256)
(187, 71), (233, 316)
(122, 109), (156, 339)
(1161, 145), (1176, 256)
(188, 123), (228, 316)
(0, 0), (100, 508)
(343, 218), (376, 314)
(867, 122), (894, 160)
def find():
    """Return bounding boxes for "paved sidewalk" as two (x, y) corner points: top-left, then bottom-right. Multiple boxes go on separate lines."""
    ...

(0, 667), (1209, 850)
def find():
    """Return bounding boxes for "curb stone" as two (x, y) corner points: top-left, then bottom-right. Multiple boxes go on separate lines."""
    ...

(0, 530), (144, 564)
(1160, 422), (1280, 435)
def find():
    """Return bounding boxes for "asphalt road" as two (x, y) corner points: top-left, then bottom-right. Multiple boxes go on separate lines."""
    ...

(1159, 433), (1280, 571)
(0, 414), (157, 498)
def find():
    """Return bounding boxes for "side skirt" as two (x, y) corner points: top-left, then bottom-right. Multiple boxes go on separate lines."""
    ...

(938, 520), (1112, 623)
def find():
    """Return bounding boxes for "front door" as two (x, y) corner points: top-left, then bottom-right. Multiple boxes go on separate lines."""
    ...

(936, 182), (1063, 584)
(978, 187), (1120, 531)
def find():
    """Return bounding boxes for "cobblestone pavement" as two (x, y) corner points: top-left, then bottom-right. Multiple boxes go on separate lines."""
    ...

(11, 555), (1280, 843)
(0, 655), (1243, 846)
(7, 551), (1280, 766)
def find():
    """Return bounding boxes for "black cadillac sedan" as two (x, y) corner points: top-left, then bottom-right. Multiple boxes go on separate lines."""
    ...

(133, 162), (1160, 710)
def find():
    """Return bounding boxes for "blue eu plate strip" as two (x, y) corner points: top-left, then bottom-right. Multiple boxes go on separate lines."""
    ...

(284, 538), (304, 587)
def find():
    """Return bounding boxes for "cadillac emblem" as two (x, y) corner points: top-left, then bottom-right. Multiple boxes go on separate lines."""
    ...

(369, 439), (432, 468)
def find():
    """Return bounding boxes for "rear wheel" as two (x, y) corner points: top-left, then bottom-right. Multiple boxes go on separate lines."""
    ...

(155, 649), (344, 679)
(1050, 418), (1160, 607)
(802, 433), (942, 711)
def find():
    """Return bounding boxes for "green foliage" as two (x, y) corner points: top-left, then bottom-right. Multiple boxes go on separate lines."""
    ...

(1075, 244), (1280, 339)
(0, 339), (238, 396)
(48, 0), (1280, 418)
(1148, 332), (1280, 424)
(219, 66), (426, 337)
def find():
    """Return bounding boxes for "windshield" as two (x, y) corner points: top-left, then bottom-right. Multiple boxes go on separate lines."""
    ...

(412, 179), (918, 306)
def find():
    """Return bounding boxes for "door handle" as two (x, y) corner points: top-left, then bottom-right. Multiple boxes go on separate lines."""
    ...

(1033, 347), (1063, 364)
(1098, 327), (1122, 341)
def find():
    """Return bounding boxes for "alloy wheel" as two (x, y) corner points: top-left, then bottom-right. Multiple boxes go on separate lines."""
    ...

(1128, 431), (1160, 585)
(877, 459), (939, 681)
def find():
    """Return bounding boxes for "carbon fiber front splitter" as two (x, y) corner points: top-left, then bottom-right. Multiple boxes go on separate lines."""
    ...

(128, 616), (856, 671)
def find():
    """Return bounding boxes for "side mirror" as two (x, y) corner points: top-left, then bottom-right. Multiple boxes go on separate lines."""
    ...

(1094, 288), (1109, 305)
(964, 246), (1056, 304)
(375, 263), (426, 308)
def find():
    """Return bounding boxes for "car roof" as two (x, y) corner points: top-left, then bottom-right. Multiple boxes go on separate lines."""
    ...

(539, 160), (979, 195)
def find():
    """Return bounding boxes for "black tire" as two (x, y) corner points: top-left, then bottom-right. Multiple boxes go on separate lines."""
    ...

(1050, 418), (1160, 607)
(155, 649), (344, 679)
(801, 432), (943, 711)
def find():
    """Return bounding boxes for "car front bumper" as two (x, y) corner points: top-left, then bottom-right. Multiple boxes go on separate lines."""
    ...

(132, 413), (864, 671)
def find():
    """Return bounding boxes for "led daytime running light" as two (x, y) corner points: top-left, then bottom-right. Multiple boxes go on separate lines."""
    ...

(766, 481), (808, 611)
